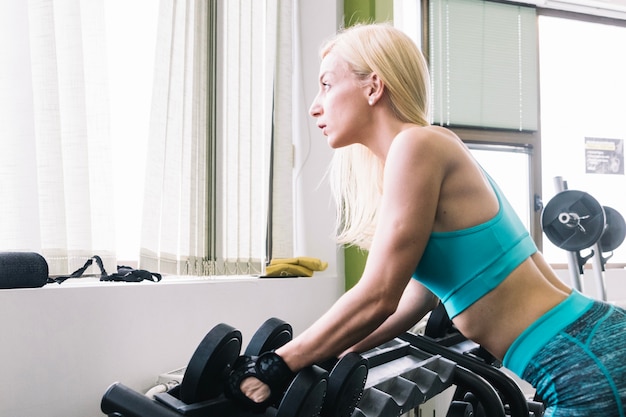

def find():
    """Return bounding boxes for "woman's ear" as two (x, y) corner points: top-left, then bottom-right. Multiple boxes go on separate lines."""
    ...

(367, 73), (384, 106)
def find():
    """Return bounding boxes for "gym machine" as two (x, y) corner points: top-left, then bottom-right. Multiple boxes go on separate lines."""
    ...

(541, 176), (626, 300)
(403, 304), (545, 417)
(101, 316), (516, 417)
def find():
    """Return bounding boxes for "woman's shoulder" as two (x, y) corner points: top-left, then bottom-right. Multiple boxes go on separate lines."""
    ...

(391, 125), (464, 159)
(397, 124), (460, 142)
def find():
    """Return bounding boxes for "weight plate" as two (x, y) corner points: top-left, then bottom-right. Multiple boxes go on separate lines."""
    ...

(447, 400), (474, 417)
(321, 352), (369, 417)
(425, 303), (453, 339)
(244, 317), (293, 356)
(180, 323), (242, 404)
(541, 190), (606, 251)
(600, 206), (626, 252)
(276, 365), (328, 417)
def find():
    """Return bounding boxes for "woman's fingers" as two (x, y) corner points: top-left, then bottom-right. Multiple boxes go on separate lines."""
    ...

(240, 377), (271, 403)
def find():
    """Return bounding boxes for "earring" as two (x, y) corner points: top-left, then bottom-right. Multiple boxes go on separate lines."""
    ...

(369, 97), (374, 106)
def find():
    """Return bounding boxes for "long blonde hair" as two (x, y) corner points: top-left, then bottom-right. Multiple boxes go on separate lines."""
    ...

(323, 23), (431, 250)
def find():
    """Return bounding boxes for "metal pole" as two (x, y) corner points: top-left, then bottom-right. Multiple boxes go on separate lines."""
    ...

(553, 176), (584, 292)
(591, 242), (607, 301)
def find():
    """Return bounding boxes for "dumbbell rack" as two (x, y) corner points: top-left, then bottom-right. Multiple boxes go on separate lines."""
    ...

(101, 341), (482, 417)
(101, 315), (524, 417)
(355, 337), (519, 417)
(353, 338), (456, 416)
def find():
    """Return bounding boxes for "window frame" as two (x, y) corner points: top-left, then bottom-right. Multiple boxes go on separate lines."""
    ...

(421, 0), (626, 258)
(420, 0), (544, 250)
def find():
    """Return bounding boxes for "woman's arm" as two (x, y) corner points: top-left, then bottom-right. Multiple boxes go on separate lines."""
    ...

(343, 279), (439, 354)
(236, 130), (449, 403)
(275, 130), (447, 370)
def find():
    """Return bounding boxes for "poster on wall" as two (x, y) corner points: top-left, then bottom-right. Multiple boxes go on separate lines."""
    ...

(585, 137), (624, 175)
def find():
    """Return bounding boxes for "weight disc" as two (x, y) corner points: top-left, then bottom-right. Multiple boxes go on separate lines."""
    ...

(321, 352), (368, 417)
(447, 400), (474, 417)
(600, 206), (626, 252)
(244, 317), (293, 356)
(276, 365), (328, 417)
(180, 323), (242, 404)
(424, 303), (453, 339)
(541, 190), (606, 251)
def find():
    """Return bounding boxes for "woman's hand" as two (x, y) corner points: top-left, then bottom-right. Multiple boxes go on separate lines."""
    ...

(240, 376), (271, 403)
(225, 352), (294, 411)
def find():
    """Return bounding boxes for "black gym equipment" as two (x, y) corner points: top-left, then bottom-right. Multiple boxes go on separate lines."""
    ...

(541, 189), (606, 252)
(180, 323), (242, 404)
(600, 206), (626, 251)
(104, 311), (559, 417)
(352, 337), (506, 417)
(401, 303), (545, 417)
(101, 317), (370, 417)
(244, 317), (293, 357)
(541, 177), (626, 300)
(318, 352), (369, 417)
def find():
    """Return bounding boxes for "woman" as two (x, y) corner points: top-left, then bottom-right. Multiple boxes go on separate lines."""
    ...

(228, 23), (626, 416)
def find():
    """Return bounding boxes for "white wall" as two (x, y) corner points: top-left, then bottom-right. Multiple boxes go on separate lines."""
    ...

(0, 276), (343, 417)
(0, 1), (342, 416)
(555, 267), (626, 307)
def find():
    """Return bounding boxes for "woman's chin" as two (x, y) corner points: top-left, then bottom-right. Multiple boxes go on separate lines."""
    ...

(327, 136), (347, 149)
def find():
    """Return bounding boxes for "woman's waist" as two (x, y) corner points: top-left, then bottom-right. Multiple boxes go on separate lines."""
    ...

(452, 263), (571, 360)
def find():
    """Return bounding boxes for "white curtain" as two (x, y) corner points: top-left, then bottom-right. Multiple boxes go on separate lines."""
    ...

(138, 0), (209, 275)
(139, 0), (294, 276)
(0, 0), (116, 275)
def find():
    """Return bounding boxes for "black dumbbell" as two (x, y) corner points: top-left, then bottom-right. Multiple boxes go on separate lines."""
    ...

(171, 318), (328, 416)
(102, 322), (244, 417)
(244, 317), (293, 357)
(318, 353), (369, 417)
(179, 317), (293, 405)
(242, 319), (368, 417)
(101, 318), (327, 417)
(103, 318), (368, 417)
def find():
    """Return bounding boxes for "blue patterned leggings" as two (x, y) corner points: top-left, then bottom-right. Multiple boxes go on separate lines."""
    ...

(520, 300), (626, 416)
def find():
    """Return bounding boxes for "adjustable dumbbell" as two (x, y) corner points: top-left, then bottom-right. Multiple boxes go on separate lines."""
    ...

(160, 318), (329, 416)
(102, 317), (327, 417)
(102, 317), (368, 417)
(229, 319), (368, 417)
(231, 317), (368, 417)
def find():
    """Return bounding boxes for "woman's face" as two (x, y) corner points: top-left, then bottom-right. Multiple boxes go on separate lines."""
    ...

(309, 52), (371, 148)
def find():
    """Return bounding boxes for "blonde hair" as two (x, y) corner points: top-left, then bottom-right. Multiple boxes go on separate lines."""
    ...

(323, 23), (431, 250)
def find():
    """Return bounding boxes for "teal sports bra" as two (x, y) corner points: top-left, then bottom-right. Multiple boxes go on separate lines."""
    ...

(412, 173), (537, 319)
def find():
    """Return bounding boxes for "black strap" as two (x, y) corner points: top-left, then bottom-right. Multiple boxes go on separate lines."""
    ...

(48, 255), (161, 284)
(102, 265), (162, 283)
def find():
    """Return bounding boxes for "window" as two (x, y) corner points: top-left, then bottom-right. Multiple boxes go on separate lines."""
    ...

(394, 0), (626, 265)
(470, 144), (532, 230)
(415, 0), (544, 247)
(539, 12), (626, 264)
(132, 0), (296, 276)
(0, 0), (293, 277)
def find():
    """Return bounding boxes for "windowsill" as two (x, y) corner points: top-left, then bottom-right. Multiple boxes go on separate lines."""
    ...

(550, 263), (626, 270)
(40, 273), (332, 288)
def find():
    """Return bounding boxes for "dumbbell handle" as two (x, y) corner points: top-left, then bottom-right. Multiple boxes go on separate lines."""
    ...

(101, 382), (182, 417)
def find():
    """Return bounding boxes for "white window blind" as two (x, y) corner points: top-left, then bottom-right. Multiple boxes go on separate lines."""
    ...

(139, 0), (294, 276)
(429, 0), (539, 130)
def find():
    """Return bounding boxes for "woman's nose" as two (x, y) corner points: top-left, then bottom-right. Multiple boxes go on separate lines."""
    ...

(309, 96), (322, 117)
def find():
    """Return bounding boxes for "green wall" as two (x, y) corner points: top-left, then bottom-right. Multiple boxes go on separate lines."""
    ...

(344, 0), (393, 26)
(342, 0), (393, 290)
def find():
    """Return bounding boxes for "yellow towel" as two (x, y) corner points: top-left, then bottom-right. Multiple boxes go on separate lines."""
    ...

(264, 257), (328, 277)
